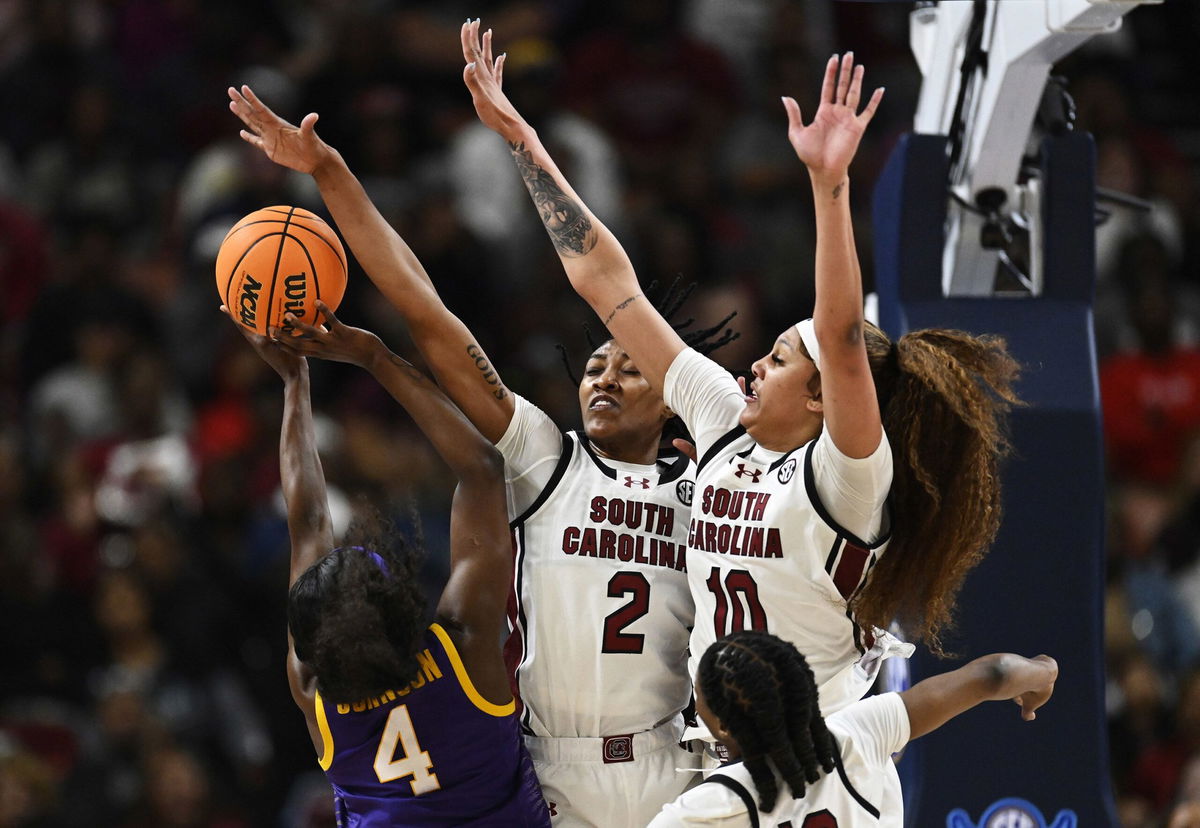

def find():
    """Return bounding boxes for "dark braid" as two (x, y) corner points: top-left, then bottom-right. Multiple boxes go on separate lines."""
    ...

(557, 277), (740, 380)
(558, 277), (740, 447)
(699, 631), (837, 812)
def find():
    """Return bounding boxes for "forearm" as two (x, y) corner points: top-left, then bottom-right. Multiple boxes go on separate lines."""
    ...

(503, 122), (641, 317)
(281, 364), (333, 571)
(810, 174), (865, 345)
(365, 345), (505, 483)
(310, 152), (443, 321)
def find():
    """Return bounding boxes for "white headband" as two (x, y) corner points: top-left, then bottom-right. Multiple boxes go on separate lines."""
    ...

(795, 319), (821, 371)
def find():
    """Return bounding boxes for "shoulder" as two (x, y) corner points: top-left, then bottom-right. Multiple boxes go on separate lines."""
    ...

(653, 774), (753, 825)
(828, 692), (911, 763)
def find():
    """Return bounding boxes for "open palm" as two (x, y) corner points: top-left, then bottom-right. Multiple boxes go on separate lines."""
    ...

(784, 53), (884, 180)
(227, 84), (331, 175)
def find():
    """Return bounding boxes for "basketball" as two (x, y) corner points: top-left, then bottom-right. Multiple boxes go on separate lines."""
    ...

(215, 206), (348, 336)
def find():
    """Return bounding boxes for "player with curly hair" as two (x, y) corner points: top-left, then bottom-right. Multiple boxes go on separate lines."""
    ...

(223, 307), (549, 826)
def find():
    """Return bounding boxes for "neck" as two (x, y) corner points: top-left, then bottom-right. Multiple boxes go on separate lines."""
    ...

(589, 435), (660, 465)
(748, 421), (822, 453)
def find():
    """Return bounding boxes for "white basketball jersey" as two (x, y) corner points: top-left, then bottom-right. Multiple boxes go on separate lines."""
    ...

(649, 693), (909, 828)
(687, 428), (892, 714)
(507, 430), (696, 737)
(663, 348), (910, 716)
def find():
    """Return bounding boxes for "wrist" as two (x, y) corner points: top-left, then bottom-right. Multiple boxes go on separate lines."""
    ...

(363, 337), (391, 374)
(310, 145), (346, 183)
(283, 358), (310, 386)
(503, 119), (536, 147)
(809, 170), (849, 192)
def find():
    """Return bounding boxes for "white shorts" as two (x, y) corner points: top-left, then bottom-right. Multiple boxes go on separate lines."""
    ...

(525, 718), (702, 827)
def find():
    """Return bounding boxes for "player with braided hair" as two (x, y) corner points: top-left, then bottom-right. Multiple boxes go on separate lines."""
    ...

(228, 77), (738, 826)
(651, 631), (1058, 826)
(461, 20), (1022, 726)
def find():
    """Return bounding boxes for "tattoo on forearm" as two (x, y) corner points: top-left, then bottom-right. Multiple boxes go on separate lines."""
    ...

(832, 180), (845, 200)
(509, 142), (597, 257)
(466, 344), (508, 400)
(603, 294), (643, 326)
(386, 352), (426, 384)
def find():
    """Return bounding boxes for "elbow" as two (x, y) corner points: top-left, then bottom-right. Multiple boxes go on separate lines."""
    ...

(463, 442), (505, 484)
(813, 316), (865, 351)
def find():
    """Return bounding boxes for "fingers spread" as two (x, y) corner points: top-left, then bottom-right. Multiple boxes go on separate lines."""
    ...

(858, 87), (885, 124)
(820, 54), (838, 104)
(460, 20), (473, 63)
(316, 301), (341, 329)
(836, 52), (854, 105)
(781, 96), (803, 130)
(847, 64), (864, 111)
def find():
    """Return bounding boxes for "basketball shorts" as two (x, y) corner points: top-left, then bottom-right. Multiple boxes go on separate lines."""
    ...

(525, 718), (702, 827)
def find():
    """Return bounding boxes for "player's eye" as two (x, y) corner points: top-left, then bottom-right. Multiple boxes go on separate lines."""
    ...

(771, 354), (784, 366)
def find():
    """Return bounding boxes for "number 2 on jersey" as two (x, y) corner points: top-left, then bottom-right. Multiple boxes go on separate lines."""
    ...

(374, 704), (441, 794)
(602, 571), (651, 653)
(706, 567), (767, 635)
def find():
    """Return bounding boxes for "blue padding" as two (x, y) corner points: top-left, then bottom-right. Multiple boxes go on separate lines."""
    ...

(873, 133), (1115, 826)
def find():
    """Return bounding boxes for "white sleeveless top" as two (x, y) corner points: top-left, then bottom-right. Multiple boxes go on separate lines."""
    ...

(663, 350), (912, 715)
(497, 394), (695, 737)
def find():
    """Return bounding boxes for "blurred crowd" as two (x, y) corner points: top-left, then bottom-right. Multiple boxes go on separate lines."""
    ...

(0, 1), (1195, 826)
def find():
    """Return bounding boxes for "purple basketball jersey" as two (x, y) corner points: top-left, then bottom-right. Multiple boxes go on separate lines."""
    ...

(314, 623), (549, 827)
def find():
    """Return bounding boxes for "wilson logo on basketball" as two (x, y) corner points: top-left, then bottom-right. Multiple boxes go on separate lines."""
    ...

(279, 273), (307, 333)
(238, 274), (263, 327)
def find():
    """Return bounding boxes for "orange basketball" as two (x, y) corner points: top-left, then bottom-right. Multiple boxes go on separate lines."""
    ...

(215, 206), (348, 336)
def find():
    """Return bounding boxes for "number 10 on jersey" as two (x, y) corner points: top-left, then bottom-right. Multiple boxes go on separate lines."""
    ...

(706, 567), (767, 635)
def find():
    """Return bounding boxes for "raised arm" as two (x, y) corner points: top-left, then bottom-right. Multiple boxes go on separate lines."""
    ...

(222, 310), (334, 586)
(783, 54), (885, 459)
(228, 85), (514, 442)
(900, 653), (1058, 741)
(459, 20), (686, 393)
(273, 305), (511, 638)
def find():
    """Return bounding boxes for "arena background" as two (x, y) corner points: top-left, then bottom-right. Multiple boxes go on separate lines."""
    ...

(0, 1), (1195, 826)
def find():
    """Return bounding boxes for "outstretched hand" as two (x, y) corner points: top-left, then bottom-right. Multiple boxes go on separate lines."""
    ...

(228, 84), (334, 175)
(460, 19), (523, 140)
(783, 53), (884, 184)
(220, 305), (306, 380)
(269, 301), (385, 370)
(1012, 654), (1058, 722)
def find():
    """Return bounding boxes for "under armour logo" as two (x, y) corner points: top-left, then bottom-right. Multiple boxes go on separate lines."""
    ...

(546, 801), (558, 817)
(623, 476), (650, 489)
(734, 464), (762, 483)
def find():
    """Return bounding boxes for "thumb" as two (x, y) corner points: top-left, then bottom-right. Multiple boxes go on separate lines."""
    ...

(671, 438), (698, 463)
(782, 96), (804, 130)
(300, 112), (320, 135)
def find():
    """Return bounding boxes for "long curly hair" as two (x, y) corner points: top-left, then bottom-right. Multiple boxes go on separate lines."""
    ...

(287, 511), (428, 703)
(852, 321), (1022, 653)
(699, 630), (836, 811)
